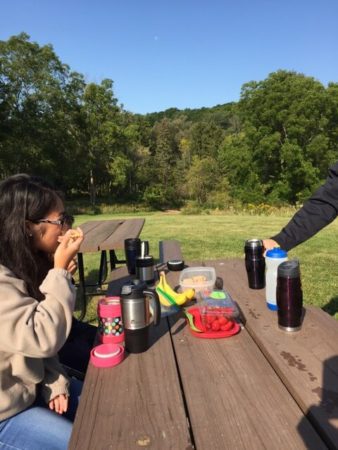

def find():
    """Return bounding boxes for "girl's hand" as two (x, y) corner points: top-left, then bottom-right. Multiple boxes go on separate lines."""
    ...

(49, 394), (68, 415)
(67, 257), (78, 275)
(54, 227), (84, 270)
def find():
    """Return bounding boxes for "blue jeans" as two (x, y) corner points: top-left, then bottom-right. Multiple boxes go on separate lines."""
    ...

(0, 378), (82, 450)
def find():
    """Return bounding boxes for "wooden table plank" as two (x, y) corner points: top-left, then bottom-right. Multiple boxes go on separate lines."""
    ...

(77, 220), (102, 252)
(78, 219), (123, 253)
(165, 265), (327, 450)
(78, 220), (102, 234)
(69, 318), (193, 450)
(99, 218), (145, 251)
(205, 258), (338, 449)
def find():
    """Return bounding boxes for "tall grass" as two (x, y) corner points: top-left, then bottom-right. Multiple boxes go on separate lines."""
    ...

(73, 212), (338, 322)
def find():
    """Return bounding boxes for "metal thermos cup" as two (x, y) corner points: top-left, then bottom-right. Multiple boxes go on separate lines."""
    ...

(140, 240), (149, 257)
(136, 255), (155, 284)
(276, 260), (303, 332)
(244, 239), (265, 289)
(120, 280), (161, 353)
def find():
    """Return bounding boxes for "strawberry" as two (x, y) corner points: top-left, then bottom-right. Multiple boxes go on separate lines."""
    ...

(221, 320), (233, 331)
(206, 314), (215, 324)
(211, 320), (220, 331)
(218, 316), (229, 326)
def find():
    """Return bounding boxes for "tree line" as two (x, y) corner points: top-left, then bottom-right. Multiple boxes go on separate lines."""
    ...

(1, 33), (338, 209)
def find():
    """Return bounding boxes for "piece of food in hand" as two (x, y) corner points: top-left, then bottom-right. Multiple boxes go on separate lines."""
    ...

(69, 230), (82, 240)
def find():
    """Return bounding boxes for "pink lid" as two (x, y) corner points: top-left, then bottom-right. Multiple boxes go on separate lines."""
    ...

(90, 343), (124, 368)
(97, 296), (121, 317)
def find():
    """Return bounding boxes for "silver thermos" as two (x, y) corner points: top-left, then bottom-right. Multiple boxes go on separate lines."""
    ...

(135, 241), (155, 284)
(120, 280), (161, 353)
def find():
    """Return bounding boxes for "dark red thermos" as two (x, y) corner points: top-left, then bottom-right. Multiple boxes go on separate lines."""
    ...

(276, 260), (303, 332)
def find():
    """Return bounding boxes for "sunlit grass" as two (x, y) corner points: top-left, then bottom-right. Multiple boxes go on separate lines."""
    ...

(73, 212), (338, 323)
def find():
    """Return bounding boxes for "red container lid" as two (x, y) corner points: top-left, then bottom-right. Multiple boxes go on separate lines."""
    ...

(90, 343), (124, 368)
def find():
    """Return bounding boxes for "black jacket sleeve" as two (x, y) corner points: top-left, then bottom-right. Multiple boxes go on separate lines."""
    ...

(272, 161), (338, 251)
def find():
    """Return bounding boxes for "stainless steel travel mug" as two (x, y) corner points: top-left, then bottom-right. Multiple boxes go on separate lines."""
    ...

(244, 239), (265, 289)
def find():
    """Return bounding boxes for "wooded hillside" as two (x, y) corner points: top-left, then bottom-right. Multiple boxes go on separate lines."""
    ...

(1, 33), (338, 209)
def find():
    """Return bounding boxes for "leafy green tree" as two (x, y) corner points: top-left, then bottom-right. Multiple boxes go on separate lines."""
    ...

(185, 156), (219, 205)
(238, 70), (332, 202)
(150, 118), (180, 187)
(0, 33), (86, 189)
(218, 132), (265, 204)
(80, 79), (126, 199)
(189, 121), (225, 159)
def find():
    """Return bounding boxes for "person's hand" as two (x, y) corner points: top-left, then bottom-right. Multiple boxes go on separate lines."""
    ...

(54, 228), (84, 270)
(262, 239), (279, 255)
(67, 257), (78, 275)
(49, 394), (68, 415)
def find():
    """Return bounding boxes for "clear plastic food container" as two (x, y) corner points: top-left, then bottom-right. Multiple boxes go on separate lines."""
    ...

(179, 267), (216, 300)
(200, 290), (240, 320)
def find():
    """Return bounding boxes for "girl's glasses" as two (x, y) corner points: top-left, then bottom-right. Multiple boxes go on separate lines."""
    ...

(36, 218), (65, 226)
(33, 214), (74, 228)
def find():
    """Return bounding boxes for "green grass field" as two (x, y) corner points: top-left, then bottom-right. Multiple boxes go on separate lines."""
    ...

(73, 212), (338, 323)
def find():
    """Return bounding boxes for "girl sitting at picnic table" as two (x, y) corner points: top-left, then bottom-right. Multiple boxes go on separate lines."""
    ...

(0, 173), (84, 450)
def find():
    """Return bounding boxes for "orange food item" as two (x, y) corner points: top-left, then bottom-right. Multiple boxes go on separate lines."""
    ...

(69, 230), (81, 239)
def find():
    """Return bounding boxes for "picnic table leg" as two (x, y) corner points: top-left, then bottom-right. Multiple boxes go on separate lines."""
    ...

(109, 250), (116, 270)
(109, 250), (126, 268)
(77, 252), (87, 321)
(98, 251), (107, 285)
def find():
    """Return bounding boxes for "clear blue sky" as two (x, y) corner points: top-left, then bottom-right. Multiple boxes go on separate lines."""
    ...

(1, 0), (338, 114)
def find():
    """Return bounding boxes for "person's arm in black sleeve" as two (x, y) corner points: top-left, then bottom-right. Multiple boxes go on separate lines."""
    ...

(271, 161), (338, 251)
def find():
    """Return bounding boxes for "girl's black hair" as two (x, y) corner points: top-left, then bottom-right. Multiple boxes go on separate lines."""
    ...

(0, 174), (63, 298)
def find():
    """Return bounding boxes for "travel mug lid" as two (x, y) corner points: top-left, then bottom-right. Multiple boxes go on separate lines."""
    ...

(124, 238), (141, 249)
(121, 279), (148, 295)
(245, 239), (263, 248)
(266, 247), (287, 258)
(167, 259), (185, 271)
(278, 260), (300, 278)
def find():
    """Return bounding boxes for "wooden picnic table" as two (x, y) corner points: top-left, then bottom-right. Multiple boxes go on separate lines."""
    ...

(69, 257), (338, 449)
(76, 218), (145, 320)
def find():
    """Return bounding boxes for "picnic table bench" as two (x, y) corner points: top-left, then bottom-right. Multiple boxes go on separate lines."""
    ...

(69, 242), (338, 449)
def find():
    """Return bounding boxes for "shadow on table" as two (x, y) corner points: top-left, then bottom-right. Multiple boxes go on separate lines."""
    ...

(322, 296), (338, 316)
(147, 312), (182, 350)
(297, 355), (338, 449)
